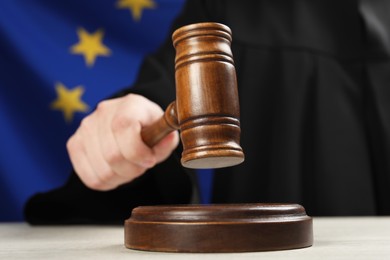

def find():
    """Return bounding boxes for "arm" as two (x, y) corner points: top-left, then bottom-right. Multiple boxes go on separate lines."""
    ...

(67, 0), (215, 191)
(25, 0), (214, 224)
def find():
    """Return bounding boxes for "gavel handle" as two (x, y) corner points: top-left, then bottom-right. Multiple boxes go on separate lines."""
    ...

(141, 102), (179, 147)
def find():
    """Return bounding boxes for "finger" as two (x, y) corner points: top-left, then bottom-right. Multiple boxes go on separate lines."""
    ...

(78, 114), (128, 190)
(96, 100), (149, 183)
(152, 130), (180, 163)
(67, 129), (106, 190)
(111, 95), (163, 168)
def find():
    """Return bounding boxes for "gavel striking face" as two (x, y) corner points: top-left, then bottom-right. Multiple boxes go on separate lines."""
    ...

(141, 22), (244, 169)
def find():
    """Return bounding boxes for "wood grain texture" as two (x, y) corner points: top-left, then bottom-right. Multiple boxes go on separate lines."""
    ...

(141, 22), (244, 169)
(125, 204), (313, 253)
(130, 23), (312, 253)
(3, 218), (390, 258)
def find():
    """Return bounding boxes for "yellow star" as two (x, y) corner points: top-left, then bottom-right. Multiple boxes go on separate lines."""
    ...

(51, 82), (89, 123)
(116, 0), (156, 21)
(70, 28), (111, 67)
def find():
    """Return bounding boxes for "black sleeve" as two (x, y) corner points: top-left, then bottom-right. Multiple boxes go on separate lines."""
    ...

(112, 0), (219, 107)
(24, 0), (215, 225)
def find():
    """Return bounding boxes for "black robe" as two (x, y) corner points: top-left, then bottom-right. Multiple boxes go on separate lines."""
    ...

(25, 0), (390, 224)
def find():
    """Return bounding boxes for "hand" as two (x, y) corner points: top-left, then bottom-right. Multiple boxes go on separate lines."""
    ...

(67, 94), (179, 191)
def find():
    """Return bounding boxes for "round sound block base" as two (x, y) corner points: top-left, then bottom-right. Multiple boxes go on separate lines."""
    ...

(125, 203), (313, 253)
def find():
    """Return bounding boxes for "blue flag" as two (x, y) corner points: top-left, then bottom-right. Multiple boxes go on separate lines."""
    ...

(0, 0), (186, 221)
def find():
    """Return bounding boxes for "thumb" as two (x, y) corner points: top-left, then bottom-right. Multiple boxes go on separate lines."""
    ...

(152, 130), (180, 164)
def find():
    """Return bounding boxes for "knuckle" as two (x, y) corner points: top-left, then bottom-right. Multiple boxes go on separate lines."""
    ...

(66, 135), (83, 155)
(66, 136), (76, 152)
(86, 169), (116, 191)
(102, 148), (123, 165)
(127, 164), (148, 180)
(99, 169), (117, 184)
(96, 100), (109, 110)
(86, 178), (106, 190)
(111, 113), (134, 132)
(123, 93), (139, 102)
(95, 100), (112, 115)
(122, 146), (153, 165)
(79, 116), (93, 132)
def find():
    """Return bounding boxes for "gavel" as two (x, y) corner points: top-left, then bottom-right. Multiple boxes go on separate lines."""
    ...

(125, 22), (313, 253)
(140, 22), (245, 169)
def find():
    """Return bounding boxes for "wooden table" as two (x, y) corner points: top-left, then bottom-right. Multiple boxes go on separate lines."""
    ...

(0, 217), (389, 259)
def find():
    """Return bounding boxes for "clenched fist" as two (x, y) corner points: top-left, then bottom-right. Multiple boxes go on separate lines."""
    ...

(67, 94), (179, 191)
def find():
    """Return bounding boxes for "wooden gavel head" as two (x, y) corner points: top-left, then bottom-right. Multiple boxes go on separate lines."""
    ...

(141, 22), (244, 169)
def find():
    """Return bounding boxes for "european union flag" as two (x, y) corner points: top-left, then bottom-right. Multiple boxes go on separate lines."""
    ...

(0, 0), (185, 221)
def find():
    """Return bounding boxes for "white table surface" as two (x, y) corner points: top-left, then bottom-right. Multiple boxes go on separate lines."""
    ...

(0, 217), (389, 259)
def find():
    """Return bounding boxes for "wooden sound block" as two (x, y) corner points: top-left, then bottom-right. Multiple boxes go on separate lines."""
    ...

(124, 203), (313, 253)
